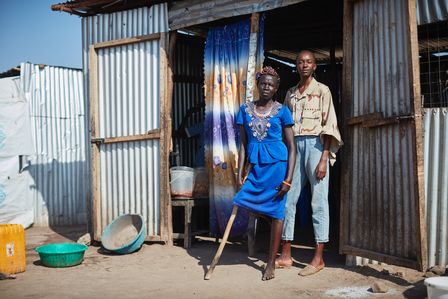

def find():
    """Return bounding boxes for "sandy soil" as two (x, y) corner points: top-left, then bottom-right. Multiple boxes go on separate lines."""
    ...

(0, 227), (428, 299)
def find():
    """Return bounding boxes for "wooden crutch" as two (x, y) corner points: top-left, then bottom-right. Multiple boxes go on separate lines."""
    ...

(204, 205), (239, 280)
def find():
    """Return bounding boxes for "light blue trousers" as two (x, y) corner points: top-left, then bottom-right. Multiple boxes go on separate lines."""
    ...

(282, 136), (330, 243)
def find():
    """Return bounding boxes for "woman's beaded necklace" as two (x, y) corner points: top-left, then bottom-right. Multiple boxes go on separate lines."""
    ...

(245, 101), (281, 141)
(253, 102), (274, 118)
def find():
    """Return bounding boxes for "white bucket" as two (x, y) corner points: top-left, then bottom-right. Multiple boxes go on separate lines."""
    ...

(425, 277), (448, 299)
(170, 166), (195, 198)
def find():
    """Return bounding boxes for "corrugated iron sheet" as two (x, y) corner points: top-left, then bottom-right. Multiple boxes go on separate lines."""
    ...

(168, 0), (306, 30)
(172, 34), (205, 167)
(20, 63), (88, 226)
(82, 4), (168, 237)
(99, 141), (160, 235)
(346, 0), (421, 267)
(424, 108), (448, 267)
(416, 0), (448, 25)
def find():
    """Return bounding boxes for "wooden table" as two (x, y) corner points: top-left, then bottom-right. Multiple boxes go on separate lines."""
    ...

(171, 197), (208, 248)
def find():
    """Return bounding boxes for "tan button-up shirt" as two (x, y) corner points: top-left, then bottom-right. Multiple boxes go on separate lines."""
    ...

(285, 78), (343, 165)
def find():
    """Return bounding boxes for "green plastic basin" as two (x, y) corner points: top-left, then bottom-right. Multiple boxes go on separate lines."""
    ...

(35, 243), (88, 268)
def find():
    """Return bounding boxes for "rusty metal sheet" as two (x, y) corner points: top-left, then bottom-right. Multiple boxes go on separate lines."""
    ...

(341, 0), (426, 270)
(416, 0), (448, 25)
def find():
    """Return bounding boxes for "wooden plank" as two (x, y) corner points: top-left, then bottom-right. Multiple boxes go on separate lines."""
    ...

(89, 45), (102, 241)
(171, 198), (208, 207)
(245, 13), (259, 102)
(91, 130), (161, 144)
(362, 115), (414, 128)
(346, 112), (382, 126)
(165, 31), (175, 241)
(158, 32), (173, 245)
(342, 245), (419, 269)
(93, 33), (161, 50)
(145, 235), (164, 242)
(339, 0), (354, 255)
(347, 113), (415, 127)
(407, 0), (427, 271)
(172, 231), (209, 239)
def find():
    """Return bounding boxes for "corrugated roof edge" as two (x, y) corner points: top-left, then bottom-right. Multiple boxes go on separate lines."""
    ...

(51, 0), (170, 17)
(1, 64), (82, 78)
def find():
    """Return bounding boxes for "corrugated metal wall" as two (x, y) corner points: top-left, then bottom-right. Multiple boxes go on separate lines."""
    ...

(171, 34), (205, 167)
(416, 0), (448, 25)
(424, 108), (448, 267)
(96, 41), (161, 235)
(21, 63), (88, 226)
(82, 4), (168, 236)
(344, 0), (422, 267)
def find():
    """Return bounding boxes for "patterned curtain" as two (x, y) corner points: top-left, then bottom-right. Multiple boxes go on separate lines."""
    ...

(204, 17), (264, 237)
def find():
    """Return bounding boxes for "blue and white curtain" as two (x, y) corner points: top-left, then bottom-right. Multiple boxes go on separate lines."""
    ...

(204, 17), (264, 237)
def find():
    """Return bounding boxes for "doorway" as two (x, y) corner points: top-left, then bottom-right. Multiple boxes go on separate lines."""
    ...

(262, 0), (344, 255)
(170, 0), (344, 254)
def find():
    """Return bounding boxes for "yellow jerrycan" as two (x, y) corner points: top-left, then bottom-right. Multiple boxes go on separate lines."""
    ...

(0, 224), (26, 274)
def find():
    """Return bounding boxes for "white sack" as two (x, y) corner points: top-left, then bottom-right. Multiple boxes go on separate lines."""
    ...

(0, 77), (34, 157)
(0, 156), (33, 228)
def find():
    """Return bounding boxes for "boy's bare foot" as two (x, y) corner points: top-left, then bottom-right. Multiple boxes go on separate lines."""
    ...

(274, 257), (293, 268)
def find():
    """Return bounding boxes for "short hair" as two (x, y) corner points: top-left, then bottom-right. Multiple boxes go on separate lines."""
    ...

(296, 50), (316, 64)
(256, 66), (280, 84)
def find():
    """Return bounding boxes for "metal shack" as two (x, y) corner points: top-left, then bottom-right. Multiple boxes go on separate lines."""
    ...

(0, 64), (88, 228)
(51, 0), (448, 271)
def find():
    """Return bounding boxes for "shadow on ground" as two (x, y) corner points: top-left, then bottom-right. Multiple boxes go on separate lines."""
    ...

(49, 226), (88, 242)
(183, 220), (346, 279)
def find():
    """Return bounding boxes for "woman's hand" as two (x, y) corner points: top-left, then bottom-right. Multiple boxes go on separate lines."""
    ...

(237, 173), (244, 189)
(315, 158), (327, 181)
(275, 181), (291, 198)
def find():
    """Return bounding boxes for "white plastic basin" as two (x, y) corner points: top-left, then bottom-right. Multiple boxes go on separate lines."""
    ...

(425, 277), (448, 299)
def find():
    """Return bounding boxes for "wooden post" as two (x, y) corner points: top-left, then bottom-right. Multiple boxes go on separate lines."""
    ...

(89, 45), (102, 240)
(407, 0), (427, 271)
(339, 0), (354, 255)
(163, 31), (177, 245)
(245, 13), (260, 102)
(168, 31), (177, 153)
(159, 31), (173, 245)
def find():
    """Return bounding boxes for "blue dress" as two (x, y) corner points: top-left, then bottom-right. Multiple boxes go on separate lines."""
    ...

(233, 101), (294, 220)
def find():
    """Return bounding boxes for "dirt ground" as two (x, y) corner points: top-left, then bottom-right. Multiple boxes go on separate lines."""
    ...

(0, 226), (428, 299)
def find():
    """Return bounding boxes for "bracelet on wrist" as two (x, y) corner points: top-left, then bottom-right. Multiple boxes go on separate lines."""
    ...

(282, 181), (292, 187)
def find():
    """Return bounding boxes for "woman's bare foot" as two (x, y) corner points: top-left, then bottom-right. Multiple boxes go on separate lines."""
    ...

(262, 261), (276, 280)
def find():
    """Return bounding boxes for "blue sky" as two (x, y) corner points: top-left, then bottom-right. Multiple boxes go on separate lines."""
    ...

(0, 0), (82, 72)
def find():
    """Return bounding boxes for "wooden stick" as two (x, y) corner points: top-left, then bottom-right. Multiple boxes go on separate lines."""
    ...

(204, 205), (239, 280)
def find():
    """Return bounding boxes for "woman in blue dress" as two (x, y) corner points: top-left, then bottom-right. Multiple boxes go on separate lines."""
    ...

(234, 66), (296, 280)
